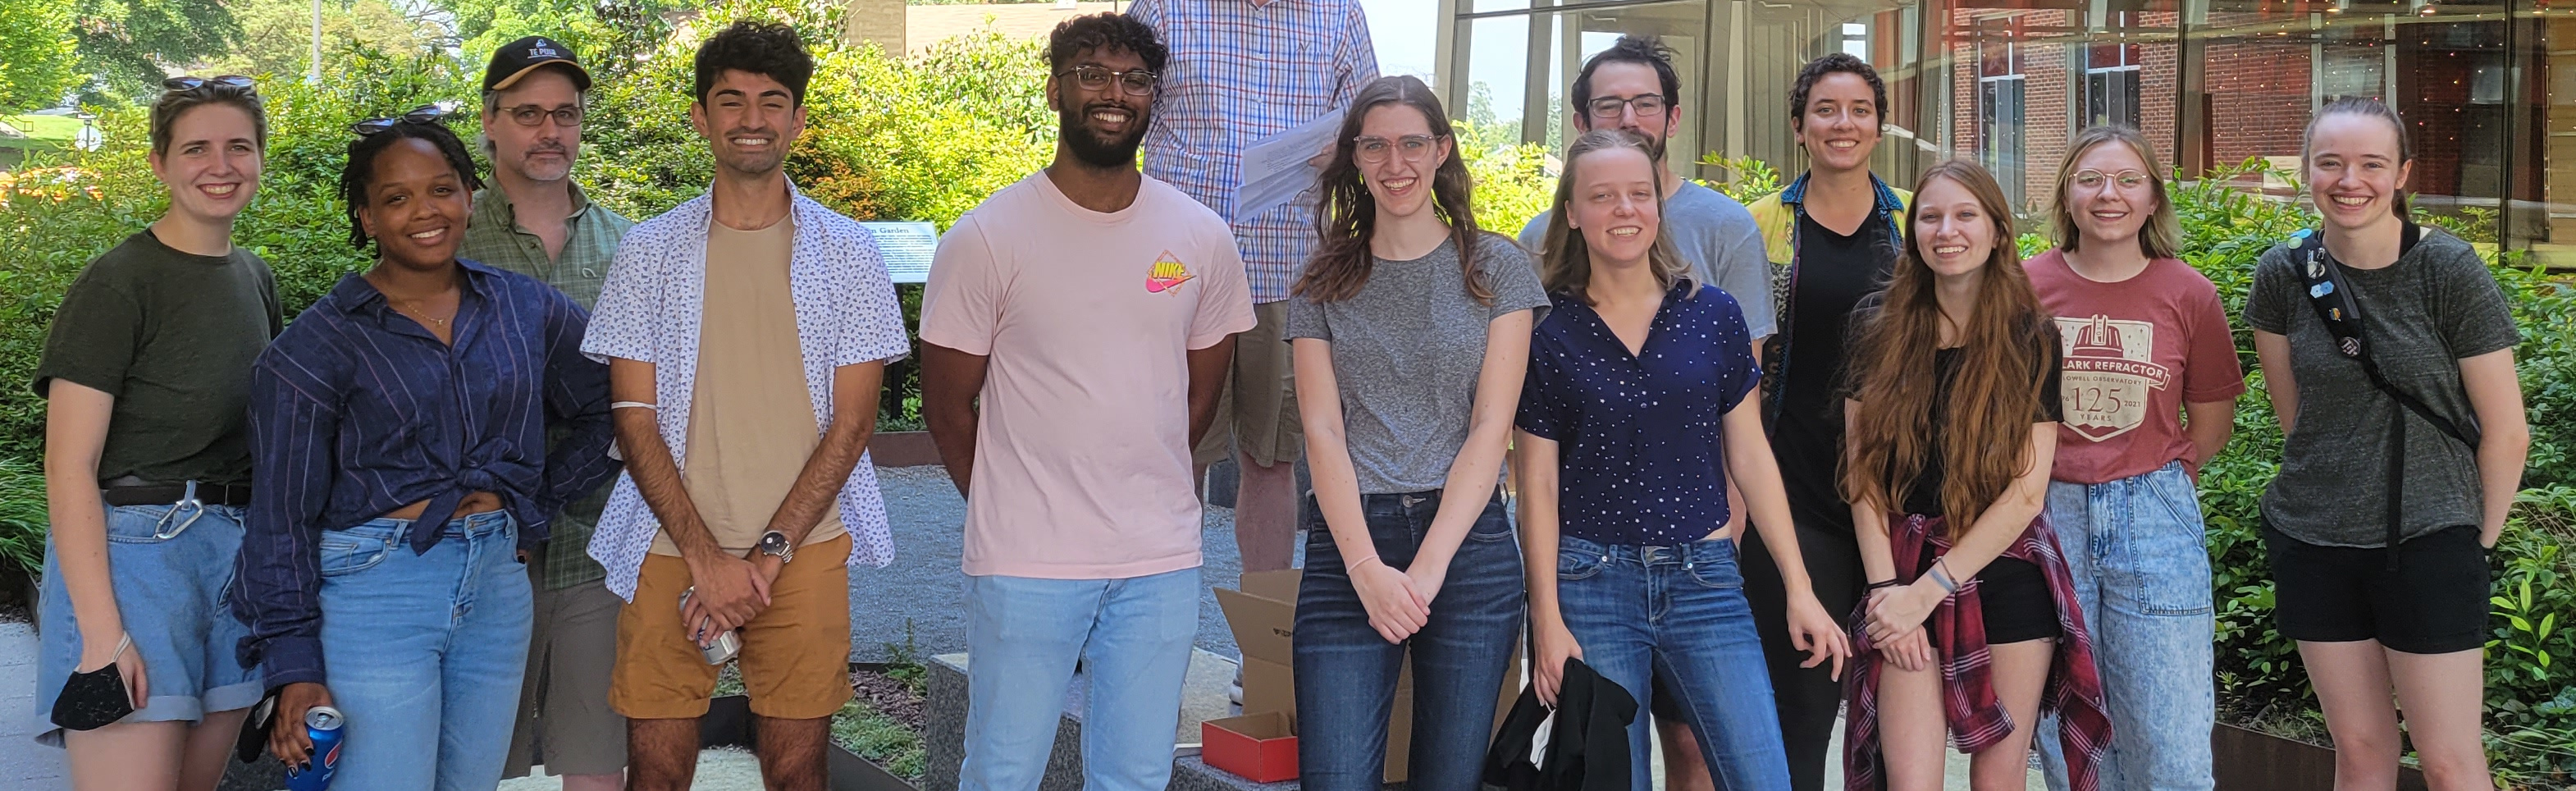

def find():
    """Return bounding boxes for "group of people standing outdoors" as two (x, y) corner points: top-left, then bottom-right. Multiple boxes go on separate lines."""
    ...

(22, 3), (2531, 791)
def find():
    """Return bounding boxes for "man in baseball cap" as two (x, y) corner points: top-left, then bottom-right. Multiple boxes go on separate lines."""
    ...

(464, 34), (635, 791)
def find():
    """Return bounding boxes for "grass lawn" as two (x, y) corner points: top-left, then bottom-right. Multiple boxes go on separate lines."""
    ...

(0, 114), (81, 155)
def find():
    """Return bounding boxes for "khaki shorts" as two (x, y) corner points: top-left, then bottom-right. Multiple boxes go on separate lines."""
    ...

(610, 535), (854, 720)
(1194, 300), (1304, 469)
(505, 574), (627, 777)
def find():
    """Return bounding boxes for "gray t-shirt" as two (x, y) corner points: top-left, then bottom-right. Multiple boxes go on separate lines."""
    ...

(1286, 234), (1551, 493)
(1519, 181), (1776, 338)
(2243, 229), (2522, 546)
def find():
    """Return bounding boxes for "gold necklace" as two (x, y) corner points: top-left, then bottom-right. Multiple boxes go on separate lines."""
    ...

(391, 297), (453, 328)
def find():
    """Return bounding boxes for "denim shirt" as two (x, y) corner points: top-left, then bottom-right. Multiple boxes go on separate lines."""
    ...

(231, 258), (617, 689)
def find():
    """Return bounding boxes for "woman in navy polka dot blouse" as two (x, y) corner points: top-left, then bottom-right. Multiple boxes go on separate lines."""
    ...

(1513, 129), (1850, 791)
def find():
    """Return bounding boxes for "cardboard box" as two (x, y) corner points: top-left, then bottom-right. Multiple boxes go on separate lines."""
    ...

(1218, 568), (1525, 784)
(1203, 712), (1299, 784)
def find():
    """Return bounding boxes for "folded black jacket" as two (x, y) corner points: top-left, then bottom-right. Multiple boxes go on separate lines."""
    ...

(1484, 657), (1639, 791)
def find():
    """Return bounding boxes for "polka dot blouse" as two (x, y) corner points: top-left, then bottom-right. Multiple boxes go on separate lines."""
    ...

(1517, 281), (1761, 545)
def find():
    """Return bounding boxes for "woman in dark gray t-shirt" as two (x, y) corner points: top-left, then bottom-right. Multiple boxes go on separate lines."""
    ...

(2245, 97), (2527, 789)
(1281, 75), (1548, 791)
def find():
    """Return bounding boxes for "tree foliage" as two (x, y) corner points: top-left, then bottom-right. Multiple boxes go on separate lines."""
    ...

(0, 0), (82, 111)
(70, 0), (240, 103)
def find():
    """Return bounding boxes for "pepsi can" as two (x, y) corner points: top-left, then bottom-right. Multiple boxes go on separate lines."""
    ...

(286, 706), (344, 791)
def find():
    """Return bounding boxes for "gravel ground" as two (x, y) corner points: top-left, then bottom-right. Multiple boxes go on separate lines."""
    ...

(851, 465), (1302, 664)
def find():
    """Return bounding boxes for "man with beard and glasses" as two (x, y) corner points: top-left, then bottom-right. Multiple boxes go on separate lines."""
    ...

(581, 21), (911, 791)
(1128, 0), (1376, 577)
(459, 36), (637, 791)
(1513, 37), (1779, 791)
(919, 14), (1252, 791)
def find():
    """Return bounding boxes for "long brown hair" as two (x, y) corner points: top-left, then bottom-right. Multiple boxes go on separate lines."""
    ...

(1535, 129), (1694, 304)
(1841, 160), (2051, 532)
(1294, 75), (1489, 304)
(2048, 125), (2179, 259)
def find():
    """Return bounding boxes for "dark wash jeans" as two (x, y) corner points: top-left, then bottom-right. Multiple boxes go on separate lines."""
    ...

(1292, 489), (1525, 791)
(1555, 533), (1793, 791)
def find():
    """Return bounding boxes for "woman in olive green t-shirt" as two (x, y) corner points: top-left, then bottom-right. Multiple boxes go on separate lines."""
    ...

(30, 77), (282, 791)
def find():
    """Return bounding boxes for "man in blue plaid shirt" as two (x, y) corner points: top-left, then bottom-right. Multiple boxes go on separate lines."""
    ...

(1128, 0), (1377, 573)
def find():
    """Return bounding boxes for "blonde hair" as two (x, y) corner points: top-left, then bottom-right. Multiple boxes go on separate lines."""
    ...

(1535, 129), (1695, 304)
(2047, 125), (2179, 259)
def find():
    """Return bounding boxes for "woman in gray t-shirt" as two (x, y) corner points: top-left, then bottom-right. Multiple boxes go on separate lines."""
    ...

(2245, 97), (2527, 789)
(1281, 75), (1549, 791)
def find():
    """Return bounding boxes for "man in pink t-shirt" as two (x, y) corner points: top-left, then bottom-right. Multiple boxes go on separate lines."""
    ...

(916, 14), (1254, 791)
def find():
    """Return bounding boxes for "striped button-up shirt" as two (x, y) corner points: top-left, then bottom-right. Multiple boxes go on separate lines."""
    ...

(1131, 0), (1377, 303)
(232, 259), (619, 689)
(459, 182), (634, 591)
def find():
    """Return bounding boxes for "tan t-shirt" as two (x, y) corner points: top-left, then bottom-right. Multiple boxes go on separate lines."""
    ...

(652, 216), (842, 556)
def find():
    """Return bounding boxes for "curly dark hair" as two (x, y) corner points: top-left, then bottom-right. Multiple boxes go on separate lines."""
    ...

(339, 121), (483, 250)
(1046, 13), (1165, 75)
(1571, 35), (1682, 120)
(1789, 53), (1889, 132)
(695, 21), (814, 107)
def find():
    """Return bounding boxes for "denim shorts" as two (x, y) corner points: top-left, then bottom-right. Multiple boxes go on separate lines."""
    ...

(34, 503), (263, 745)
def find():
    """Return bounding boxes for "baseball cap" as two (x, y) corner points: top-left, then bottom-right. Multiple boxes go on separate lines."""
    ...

(483, 36), (593, 93)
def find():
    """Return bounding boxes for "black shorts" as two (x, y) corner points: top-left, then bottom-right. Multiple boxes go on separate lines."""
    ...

(1919, 544), (2061, 645)
(2264, 524), (2491, 654)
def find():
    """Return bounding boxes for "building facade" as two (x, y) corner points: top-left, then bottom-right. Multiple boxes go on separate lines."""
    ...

(1439, 0), (2575, 265)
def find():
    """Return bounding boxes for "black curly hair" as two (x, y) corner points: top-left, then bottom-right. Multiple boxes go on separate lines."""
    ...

(1789, 53), (1889, 132)
(1045, 13), (1165, 75)
(340, 120), (483, 250)
(695, 21), (814, 107)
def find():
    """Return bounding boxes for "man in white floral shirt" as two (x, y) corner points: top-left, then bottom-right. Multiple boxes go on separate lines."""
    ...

(579, 21), (910, 791)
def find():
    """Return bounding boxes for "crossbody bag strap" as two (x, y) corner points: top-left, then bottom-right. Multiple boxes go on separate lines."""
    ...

(2291, 230), (2477, 565)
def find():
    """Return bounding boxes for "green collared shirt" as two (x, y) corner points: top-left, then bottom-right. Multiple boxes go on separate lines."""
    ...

(461, 182), (634, 590)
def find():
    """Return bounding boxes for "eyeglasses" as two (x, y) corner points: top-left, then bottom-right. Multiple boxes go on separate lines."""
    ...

(500, 104), (584, 128)
(2071, 169), (2152, 191)
(1354, 134), (1443, 165)
(162, 75), (256, 95)
(351, 105), (450, 136)
(1586, 94), (1668, 119)
(1057, 66), (1158, 96)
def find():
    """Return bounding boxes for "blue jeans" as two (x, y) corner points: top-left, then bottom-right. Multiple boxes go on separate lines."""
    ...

(2037, 461), (2216, 791)
(1555, 534), (1790, 791)
(960, 567), (1201, 791)
(1293, 491), (1524, 791)
(317, 511), (532, 791)
(35, 504), (263, 744)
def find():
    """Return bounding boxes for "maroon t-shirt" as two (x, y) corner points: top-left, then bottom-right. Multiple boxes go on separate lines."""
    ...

(2026, 249), (2246, 484)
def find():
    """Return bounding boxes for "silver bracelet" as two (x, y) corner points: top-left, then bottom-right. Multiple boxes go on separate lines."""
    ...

(610, 400), (657, 410)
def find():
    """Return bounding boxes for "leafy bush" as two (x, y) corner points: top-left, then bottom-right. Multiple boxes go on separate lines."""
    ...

(0, 0), (1056, 573)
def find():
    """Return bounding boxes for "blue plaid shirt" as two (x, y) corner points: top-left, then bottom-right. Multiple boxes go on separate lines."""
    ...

(1131, 0), (1378, 303)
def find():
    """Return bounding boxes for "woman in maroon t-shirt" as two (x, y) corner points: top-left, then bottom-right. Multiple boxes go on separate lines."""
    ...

(2022, 125), (2244, 791)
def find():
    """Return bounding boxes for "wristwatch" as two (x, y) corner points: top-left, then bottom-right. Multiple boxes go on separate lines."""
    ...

(758, 531), (795, 564)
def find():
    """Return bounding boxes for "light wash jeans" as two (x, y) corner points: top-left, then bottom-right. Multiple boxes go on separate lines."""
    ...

(1555, 534), (1791, 791)
(317, 510), (533, 791)
(35, 504), (263, 744)
(959, 567), (1200, 791)
(2037, 460), (2217, 791)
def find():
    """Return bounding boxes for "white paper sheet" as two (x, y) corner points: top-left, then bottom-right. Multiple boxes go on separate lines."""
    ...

(1232, 108), (1345, 222)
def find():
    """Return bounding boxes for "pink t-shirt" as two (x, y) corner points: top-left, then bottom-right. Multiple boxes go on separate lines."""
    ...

(920, 171), (1256, 578)
(2026, 249), (2246, 485)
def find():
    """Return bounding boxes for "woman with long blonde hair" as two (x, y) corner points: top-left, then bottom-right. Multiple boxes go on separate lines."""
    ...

(1838, 160), (2110, 791)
